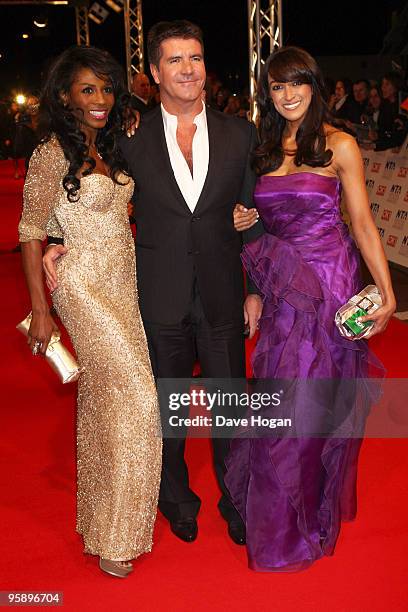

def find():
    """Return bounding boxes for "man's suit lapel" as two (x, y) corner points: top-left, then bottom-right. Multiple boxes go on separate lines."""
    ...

(145, 106), (228, 215)
(145, 109), (192, 214)
(195, 108), (228, 214)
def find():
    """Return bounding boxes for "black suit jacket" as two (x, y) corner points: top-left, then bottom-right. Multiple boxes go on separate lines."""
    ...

(120, 106), (260, 327)
(129, 95), (156, 116)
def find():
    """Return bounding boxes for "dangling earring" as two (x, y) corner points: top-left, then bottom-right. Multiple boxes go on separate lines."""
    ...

(60, 92), (69, 109)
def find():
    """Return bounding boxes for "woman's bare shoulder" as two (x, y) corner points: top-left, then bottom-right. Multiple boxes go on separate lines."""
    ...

(325, 126), (362, 173)
(325, 126), (357, 151)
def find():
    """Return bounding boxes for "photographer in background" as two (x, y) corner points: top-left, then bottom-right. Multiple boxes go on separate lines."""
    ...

(13, 95), (40, 177)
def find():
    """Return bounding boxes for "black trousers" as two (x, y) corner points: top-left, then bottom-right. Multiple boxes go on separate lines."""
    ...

(144, 279), (245, 523)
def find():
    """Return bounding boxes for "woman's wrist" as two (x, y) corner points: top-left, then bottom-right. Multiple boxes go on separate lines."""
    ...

(380, 291), (396, 308)
(32, 304), (50, 316)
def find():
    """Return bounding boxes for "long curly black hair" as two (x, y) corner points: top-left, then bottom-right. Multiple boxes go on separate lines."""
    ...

(37, 46), (130, 201)
(253, 46), (334, 176)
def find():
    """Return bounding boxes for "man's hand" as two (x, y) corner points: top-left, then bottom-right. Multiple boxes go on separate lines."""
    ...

(244, 294), (263, 339)
(43, 244), (67, 292)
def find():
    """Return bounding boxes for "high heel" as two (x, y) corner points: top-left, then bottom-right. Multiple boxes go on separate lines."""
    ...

(99, 557), (133, 578)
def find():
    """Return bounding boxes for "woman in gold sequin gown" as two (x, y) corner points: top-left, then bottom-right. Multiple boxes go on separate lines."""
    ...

(18, 47), (161, 578)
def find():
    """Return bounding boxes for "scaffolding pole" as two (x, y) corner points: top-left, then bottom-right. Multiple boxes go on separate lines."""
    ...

(248, 0), (282, 122)
(0, 0), (89, 47)
(75, 5), (90, 46)
(123, 0), (144, 90)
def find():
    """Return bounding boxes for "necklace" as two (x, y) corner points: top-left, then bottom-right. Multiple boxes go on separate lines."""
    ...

(89, 143), (103, 160)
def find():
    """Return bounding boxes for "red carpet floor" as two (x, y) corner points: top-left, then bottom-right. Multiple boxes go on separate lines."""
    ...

(1, 159), (407, 611)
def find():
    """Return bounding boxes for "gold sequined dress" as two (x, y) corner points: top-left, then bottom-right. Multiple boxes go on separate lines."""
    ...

(19, 136), (162, 560)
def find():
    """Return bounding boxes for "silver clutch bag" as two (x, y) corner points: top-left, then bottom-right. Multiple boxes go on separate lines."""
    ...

(335, 285), (382, 341)
(16, 313), (83, 384)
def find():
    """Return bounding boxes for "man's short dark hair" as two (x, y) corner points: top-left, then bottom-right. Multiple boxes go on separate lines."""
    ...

(147, 20), (204, 67)
(354, 79), (370, 91)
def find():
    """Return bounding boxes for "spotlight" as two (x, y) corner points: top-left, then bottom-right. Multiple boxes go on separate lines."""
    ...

(22, 33), (30, 39)
(106, 0), (123, 13)
(88, 2), (109, 24)
(15, 94), (27, 105)
(33, 15), (48, 28)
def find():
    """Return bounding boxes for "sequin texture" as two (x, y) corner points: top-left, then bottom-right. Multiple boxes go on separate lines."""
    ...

(19, 136), (162, 560)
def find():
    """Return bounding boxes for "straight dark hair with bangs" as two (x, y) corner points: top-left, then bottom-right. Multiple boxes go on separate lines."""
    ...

(253, 46), (334, 176)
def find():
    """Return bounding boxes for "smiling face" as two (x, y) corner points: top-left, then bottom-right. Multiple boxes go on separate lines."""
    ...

(268, 77), (312, 124)
(150, 37), (206, 108)
(64, 67), (114, 137)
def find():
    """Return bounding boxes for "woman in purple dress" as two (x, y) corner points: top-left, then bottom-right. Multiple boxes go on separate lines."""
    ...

(225, 47), (396, 572)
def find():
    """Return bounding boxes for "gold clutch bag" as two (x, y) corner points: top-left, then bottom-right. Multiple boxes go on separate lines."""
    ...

(16, 313), (83, 384)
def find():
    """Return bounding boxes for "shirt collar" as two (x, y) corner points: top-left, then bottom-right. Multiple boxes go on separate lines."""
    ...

(134, 94), (148, 105)
(161, 101), (206, 131)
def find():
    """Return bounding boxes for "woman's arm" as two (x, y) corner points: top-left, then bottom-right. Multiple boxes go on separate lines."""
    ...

(21, 241), (59, 354)
(332, 131), (396, 336)
(19, 138), (66, 353)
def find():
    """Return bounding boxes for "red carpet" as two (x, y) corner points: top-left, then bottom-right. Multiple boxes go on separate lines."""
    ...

(1, 159), (407, 611)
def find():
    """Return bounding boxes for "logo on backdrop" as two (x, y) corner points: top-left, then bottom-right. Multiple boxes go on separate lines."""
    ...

(377, 226), (385, 238)
(376, 184), (387, 196)
(387, 235), (398, 247)
(397, 166), (408, 178)
(399, 235), (408, 257)
(366, 178), (375, 191)
(370, 202), (380, 217)
(394, 209), (408, 230)
(388, 184), (402, 203)
(371, 161), (382, 173)
(381, 209), (392, 222)
(383, 160), (396, 179)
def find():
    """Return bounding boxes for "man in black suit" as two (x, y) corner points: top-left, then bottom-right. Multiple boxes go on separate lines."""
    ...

(44, 20), (263, 545)
(129, 72), (155, 116)
(347, 79), (370, 125)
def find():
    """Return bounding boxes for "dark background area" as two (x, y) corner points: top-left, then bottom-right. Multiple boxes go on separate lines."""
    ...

(0, 0), (406, 98)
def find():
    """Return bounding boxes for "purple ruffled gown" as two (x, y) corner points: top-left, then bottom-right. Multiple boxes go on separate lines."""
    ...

(225, 173), (382, 572)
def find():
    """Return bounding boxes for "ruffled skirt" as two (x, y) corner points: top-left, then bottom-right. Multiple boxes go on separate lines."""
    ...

(225, 234), (383, 572)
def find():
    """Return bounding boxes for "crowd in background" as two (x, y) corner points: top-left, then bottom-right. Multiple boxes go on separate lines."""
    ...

(1, 63), (407, 178)
(327, 71), (407, 151)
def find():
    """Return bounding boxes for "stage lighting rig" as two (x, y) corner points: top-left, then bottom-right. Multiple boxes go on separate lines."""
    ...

(88, 2), (109, 24)
(105, 0), (123, 13)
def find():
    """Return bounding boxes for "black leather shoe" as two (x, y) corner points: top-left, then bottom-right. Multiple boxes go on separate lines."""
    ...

(228, 520), (246, 545)
(170, 517), (198, 542)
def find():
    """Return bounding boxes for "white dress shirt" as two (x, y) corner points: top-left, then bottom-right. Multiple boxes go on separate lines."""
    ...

(335, 94), (348, 112)
(161, 102), (209, 212)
